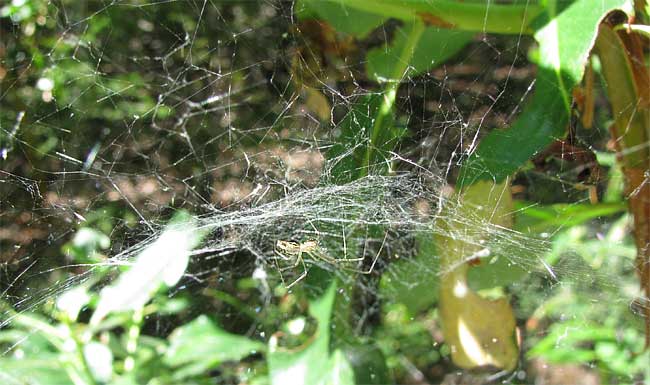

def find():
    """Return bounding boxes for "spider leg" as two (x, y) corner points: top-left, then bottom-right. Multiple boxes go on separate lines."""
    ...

(293, 249), (303, 267)
(310, 246), (363, 269)
(279, 264), (298, 272)
(285, 253), (308, 289)
(273, 255), (288, 287)
(273, 247), (302, 271)
(360, 232), (388, 274)
(309, 249), (336, 265)
(274, 244), (305, 287)
(342, 225), (348, 259)
(338, 256), (365, 262)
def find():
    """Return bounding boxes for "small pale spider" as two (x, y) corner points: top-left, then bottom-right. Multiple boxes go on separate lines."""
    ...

(273, 236), (385, 289)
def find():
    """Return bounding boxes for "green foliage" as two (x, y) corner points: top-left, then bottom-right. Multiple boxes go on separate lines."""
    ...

(165, 316), (265, 381)
(326, 93), (400, 182)
(0, 213), (215, 384)
(3, 0), (649, 384)
(524, 222), (648, 380)
(375, 304), (444, 379)
(0, 220), (357, 384)
(458, 0), (634, 186)
(305, 1), (473, 182)
(268, 282), (355, 385)
(298, 0), (386, 38)
(62, 228), (111, 263)
(90, 211), (203, 325)
(514, 201), (627, 233)
(379, 229), (440, 316)
(1, 0), (37, 22)
(366, 24), (473, 82)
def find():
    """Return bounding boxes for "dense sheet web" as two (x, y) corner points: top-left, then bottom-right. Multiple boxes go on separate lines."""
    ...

(1, 0), (647, 383)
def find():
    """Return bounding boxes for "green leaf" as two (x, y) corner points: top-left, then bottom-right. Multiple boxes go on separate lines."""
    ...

(323, 350), (355, 385)
(297, 0), (386, 38)
(333, 0), (546, 35)
(83, 342), (114, 383)
(326, 94), (398, 183)
(8, 313), (67, 350)
(514, 201), (627, 233)
(367, 24), (473, 82)
(164, 315), (265, 379)
(466, 252), (529, 291)
(268, 282), (338, 385)
(379, 229), (439, 315)
(56, 286), (90, 321)
(91, 210), (203, 324)
(62, 227), (110, 263)
(437, 179), (519, 371)
(0, 356), (72, 385)
(342, 342), (391, 384)
(458, 0), (634, 187)
(529, 322), (617, 363)
(595, 341), (635, 375)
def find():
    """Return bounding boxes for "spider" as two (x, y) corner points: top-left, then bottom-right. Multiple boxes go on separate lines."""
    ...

(273, 236), (386, 289)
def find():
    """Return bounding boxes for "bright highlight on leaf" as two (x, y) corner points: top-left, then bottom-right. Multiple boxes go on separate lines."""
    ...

(437, 179), (519, 370)
(91, 211), (202, 324)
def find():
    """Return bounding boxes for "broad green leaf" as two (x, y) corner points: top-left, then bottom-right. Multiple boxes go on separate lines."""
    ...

(336, 0), (546, 35)
(8, 313), (67, 350)
(91, 211), (203, 324)
(0, 356), (72, 385)
(458, 0), (634, 187)
(367, 24), (473, 82)
(268, 282), (338, 385)
(297, 0), (386, 38)
(164, 315), (265, 380)
(323, 350), (355, 385)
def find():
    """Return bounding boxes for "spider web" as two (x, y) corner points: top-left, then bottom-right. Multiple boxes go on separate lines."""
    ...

(0, 0), (647, 383)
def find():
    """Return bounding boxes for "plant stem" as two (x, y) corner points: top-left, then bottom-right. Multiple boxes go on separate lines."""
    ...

(71, 330), (98, 385)
(360, 20), (424, 178)
(124, 308), (144, 373)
